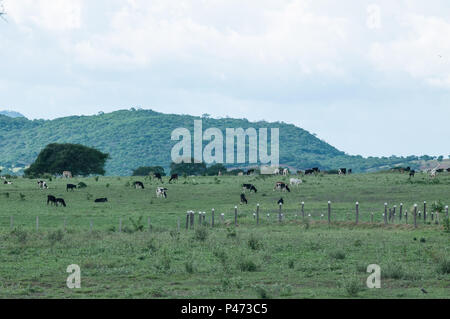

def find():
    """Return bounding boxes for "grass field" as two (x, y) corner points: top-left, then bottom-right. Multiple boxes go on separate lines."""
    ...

(0, 172), (449, 298)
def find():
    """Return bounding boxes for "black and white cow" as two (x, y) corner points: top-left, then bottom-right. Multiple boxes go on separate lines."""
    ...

(242, 184), (257, 193)
(240, 193), (248, 205)
(56, 198), (67, 207)
(134, 181), (145, 189)
(38, 180), (48, 189)
(156, 187), (168, 198)
(95, 198), (108, 203)
(274, 182), (291, 192)
(4, 180), (12, 185)
(339, 168), (347, 175)
(246, 169), (255, 176)
(169, 174), (179, 183)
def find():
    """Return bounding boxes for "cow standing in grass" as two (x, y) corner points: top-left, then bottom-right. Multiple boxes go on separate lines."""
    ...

(156, 187), (168, 198)
(67, 184), (77, 191)
(240, 194), (248, 205)
(169, 174), (179, 183)
(242, 184), (257, 193)
(274, 182), (291, 192)
(134, 181), (145, 189)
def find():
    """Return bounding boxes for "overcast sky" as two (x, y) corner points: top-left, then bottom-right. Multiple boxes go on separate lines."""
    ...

(0, 0), (449, 157)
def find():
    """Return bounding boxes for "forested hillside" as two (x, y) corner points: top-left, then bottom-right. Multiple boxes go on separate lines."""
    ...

(0, 109), (424, 175)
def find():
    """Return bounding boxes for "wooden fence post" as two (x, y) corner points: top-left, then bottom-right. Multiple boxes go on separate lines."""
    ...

(423, 201), (427, 222)
(355, 202), (359, 225)
(384, 203), (388, 225)
(414, 204), (417, 228)
(328, 201), (331, 224)
(190, 212), (194, 229)
(388, 208), (392, 223)
(431, 212), (434, 222)
(405, 210), (408, 224)
(212, 209), (215, 227)
(278, 203), (282, 223)
(198, 212), (202, 226)
(393, 205), (397, 223)
(186, 212), (190, 230)
(301, 202), (305, 219)
(256, 204), (260, 225)
(399, 203), (403, 221)
(235, 206), (238, 226)
(36, 216), (39, 232)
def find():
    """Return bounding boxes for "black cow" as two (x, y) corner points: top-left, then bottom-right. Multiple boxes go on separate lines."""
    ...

(134, 181), (145, 189)
(246, 169), (255, 176)
(312, 167), (320, 173)
(409, 170), (416, 178)
(47, 195), (57, 206)
(304, 169), (314, 175)
(436, 169), (444, 173)
(169, 174), (179, 183)
(154, 173), (163, 183)
(240, 194), (248, 205)
(447, 168), (450, 173)
(348, 169), (352, 174)
(277, 198), (284, 205)
(405, 167), (411, 172)
(339, 168), (347, 175)
(67, 184), (77, 191)
(242, 184), (257, 193)
(56, 198), (67, 207)
(95, 198), (108, 203)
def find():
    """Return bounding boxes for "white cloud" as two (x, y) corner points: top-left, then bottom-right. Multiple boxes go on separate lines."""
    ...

(4, 0), (82, 31)
(368, 13), (450, 88)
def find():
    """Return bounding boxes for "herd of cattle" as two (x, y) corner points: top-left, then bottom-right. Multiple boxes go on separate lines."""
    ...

(1, 165), (449, 208)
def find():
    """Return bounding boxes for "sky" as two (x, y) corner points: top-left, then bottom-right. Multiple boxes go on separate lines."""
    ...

(0, 0), (449, 158)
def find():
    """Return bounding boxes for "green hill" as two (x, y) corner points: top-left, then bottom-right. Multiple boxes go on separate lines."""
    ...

(0, 109), (422, 175)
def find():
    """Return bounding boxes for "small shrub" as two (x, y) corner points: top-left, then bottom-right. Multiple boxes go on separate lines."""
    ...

(48, 229), (64, 245)
(383, 263), (406, 279)
(330, 250), (346, 260)
(288, 259), (295, 269)
(106, 183), (110, 188)
(226, 227), (237, 238)
(185, 260), (195, 274)
(443, 217), (450, 233)
(194, 227), (208, 241)
(129, 216), (145, 232)
(19, 193), (26, 201)
(341, 277), (363, 297)
(239, 259), (258, 272)
(255, 285), (271, 299)
(11, 227), (28, 244)
(437, 258), (450, 274)
(248, 234), (263, 250)
(95, 176), (99, 182)
(77, 182), (87, 189)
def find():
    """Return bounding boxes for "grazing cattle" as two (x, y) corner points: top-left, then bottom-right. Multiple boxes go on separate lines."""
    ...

(289, 178), (302, 187)
(66, 184), (77, 191)
(242, 184), (258, 193)
(238, 172), (244, 176)
(409, 170), (416, 178)
(38, 181), (48, 189)
(156, 187), (168, 198)
(56, 198), (67, 207)
(273, 168), (280, 175)
(274, 182), (291, 192)
(304, 169), (314, 175)
(169, 174), (179, 183)
(339, 168), (347, 175)
(312, 167), (320, 173)
(154, 173), (163, 183)
(240, 194), (248, 205)
(246, 169), (255, 176)
(436, 169), (444, 173)
(4, 181), (12, 185)
(447, 168), (450, 173)
(134, 181), (145, 189)
(405, 167), (411, 172)
(283, 168), (289, 176)
(348, 169), (352, 174)
(277, 198), (284, 205)
(95, 198), (108, 203)
(62, 171), (72, 178)
(47, 195), (57, 206)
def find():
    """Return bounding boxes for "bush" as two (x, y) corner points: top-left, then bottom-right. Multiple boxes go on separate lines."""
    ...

(11, 227), (28, 244)
(48, 229), (64, 245)
(185, 260), (195, 274)
(341, 277), (363, 297)
(194, 227), (208, 241)
(330, 250), (346, 260)
(248, 234), (263, 250)
(77, 182), (87, 189)
(437, 259), (450, 274)
(383, 263), (406, 279)
(239, 259), (258, 272)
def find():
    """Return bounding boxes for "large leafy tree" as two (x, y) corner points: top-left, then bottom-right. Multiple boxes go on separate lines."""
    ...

(24, 143), (109, 177)
(170, 158), (207, 176)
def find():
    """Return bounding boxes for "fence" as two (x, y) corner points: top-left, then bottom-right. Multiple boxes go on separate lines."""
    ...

(3, 202), (448, 232)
